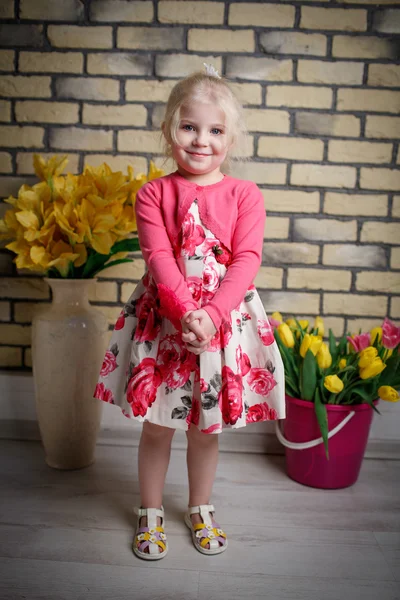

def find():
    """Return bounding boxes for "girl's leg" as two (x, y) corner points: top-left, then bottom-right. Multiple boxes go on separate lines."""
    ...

(137, 421), (175, 552)
(186, 425), (220, 547)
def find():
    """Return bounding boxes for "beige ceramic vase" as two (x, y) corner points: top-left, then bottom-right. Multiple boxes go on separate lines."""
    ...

(32, 278), (108, 470)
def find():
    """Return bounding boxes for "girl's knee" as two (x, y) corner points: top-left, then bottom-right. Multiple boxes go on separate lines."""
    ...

(142, 421), (175, 442)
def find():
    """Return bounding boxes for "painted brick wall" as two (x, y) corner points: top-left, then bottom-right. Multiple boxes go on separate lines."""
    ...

(0, 0), (399, 370)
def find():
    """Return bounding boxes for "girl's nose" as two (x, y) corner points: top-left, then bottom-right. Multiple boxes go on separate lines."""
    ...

(194, 130), (208, 146)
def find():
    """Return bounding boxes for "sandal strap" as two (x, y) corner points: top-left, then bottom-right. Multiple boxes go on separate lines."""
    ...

(188, 504), (215, 516)
(134, 506), (164, 520)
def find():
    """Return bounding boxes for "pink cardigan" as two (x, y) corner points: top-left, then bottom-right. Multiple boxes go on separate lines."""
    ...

(135, 170), (266, 330)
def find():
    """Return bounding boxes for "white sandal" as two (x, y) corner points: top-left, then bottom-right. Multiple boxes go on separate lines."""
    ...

(133, 506), (168, 560)
(184, 504), (228, 555)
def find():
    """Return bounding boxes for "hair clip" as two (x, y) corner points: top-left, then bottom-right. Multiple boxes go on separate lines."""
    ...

(203, 63), (221, 79)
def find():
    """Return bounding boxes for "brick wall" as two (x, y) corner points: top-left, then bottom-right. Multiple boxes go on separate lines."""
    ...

(0, 0), (399, 370)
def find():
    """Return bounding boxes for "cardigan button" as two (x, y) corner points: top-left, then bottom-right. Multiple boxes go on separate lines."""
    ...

(195, 186), (202, 191)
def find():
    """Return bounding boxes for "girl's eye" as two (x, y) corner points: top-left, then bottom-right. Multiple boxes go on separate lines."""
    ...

(182, 124), (194, 131)
(211, 128), (223, 135)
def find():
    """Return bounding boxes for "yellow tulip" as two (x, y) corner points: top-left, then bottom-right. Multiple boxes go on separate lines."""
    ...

(378, 386), (399, 402)
(324, 375), (344, 394)
(370, 327), (382, 344)
(286, 318), (296, 328)
(339, 358), (347, 370)
(271, 311), (283, 323)
(358, 346), (378, 368)
(359, 358), (386, 380)
(277, 323), (295, 348)
(300, 333), (323, 358)
(384, 348), (393, 361)
(314, 316), (324, 337)
(317, 343), (332, 369)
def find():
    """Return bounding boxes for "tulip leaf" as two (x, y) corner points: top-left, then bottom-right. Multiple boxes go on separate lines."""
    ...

(338, 334), (348, 355)
(314, 387), (329, 460)
(378, 354), (400, 387)
(301, 349), (317, 401)
(328, 329), (338, 361)
(274, 332), (300, 396)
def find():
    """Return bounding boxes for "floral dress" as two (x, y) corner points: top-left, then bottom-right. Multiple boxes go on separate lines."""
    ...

(94, 200), (285, 433)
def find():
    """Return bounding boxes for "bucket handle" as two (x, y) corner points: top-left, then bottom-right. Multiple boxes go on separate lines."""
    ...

(274, 411), (355, 450)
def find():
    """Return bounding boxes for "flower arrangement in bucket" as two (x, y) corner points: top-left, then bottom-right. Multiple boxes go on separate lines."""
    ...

(0, 154), (164, 277)
(272, 313), (400, 462)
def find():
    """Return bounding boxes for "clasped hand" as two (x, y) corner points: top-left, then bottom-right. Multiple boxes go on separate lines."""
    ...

(180, 309), (217, 355)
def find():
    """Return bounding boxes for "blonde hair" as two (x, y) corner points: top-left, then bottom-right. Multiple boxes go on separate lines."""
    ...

(161, 71), (249, 173)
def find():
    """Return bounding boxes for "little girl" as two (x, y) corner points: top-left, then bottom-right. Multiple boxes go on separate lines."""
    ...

(94, 64), (285, 560)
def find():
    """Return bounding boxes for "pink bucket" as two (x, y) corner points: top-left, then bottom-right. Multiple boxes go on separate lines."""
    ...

(275, 395), (379, 489)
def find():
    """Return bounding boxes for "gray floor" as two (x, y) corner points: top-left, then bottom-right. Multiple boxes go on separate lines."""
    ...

(0, 439), (399, 600)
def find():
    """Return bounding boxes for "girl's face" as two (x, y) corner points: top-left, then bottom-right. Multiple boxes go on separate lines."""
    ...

(167, 102), (230, 182)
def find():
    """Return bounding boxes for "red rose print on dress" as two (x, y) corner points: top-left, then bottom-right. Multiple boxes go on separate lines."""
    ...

(247, 368), (277, 397)
(126, 358), (162, 417)
(208, 320), (233, 352)
(218, 365), (243, 425)
(181, 213), (206, 256)
(246, 402), (278, 423)
(200, 378), (209, 393)
(115, 310), (126, 331)
(187, 397), (200, 427)
(100, 349), (118, 377)
(236, 345), (251, 376)
(201, 423), (222, 434)
(257, 319), (275, 346)
(134, 290), (161, 342)
(187, 276), (202, 303)
(202, 259), (220, 293)
(157, 333), (196, 389)
(94, 382), (115, 404)
(200, 237), (220, 255)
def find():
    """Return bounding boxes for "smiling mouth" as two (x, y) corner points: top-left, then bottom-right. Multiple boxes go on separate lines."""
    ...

(187, 151), (211, 156)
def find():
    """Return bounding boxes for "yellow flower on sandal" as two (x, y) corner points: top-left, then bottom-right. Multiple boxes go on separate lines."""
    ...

(184, 504), (228, 556)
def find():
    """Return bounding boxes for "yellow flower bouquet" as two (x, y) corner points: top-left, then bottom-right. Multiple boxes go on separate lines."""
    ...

(272, 313), (400, 458)
(0, 155), (164, 278)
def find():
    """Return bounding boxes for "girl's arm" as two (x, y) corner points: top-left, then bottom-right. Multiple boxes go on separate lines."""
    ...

(135, 181), (199, 328)
(202, 183), (266, 331)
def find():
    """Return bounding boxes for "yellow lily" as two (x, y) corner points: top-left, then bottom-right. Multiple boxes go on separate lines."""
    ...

(78, 198), (118, 254)
(1, 154), (164, 277)
(46, 239), (80, 277)
(378, 386), (399, 402)
(324, 375), (344, 394)
(147, 160), (165, 181)
(33, 153), (69, 182)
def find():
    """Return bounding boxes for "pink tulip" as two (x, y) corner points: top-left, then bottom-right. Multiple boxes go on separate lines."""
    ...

(347, 333), (371, 352)
(382, 317), (400, 350)
(270, 318), (281, 328)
